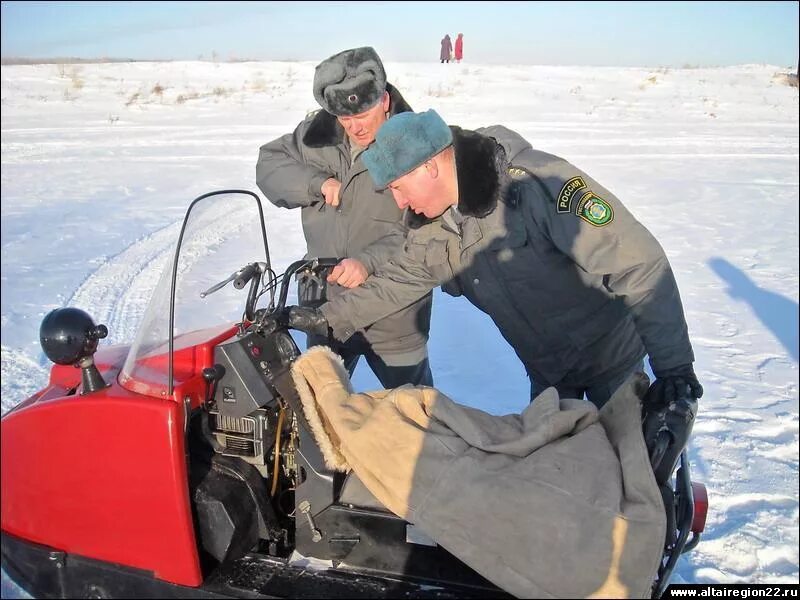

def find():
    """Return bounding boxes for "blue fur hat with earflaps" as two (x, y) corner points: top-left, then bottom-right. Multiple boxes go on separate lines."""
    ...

(363, 110), (453, 189)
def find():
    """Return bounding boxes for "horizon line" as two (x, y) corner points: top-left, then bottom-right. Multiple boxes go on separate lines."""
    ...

(2, 56), (796, 70)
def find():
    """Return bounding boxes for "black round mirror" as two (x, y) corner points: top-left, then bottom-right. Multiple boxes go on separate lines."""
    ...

(40, 307), (108, 366)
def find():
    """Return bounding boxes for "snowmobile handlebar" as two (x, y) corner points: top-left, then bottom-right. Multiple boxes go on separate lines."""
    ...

(275, 258), (340, 312)
(203, 258), (339, 330)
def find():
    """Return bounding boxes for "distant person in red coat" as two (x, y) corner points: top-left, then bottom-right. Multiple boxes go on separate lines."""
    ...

(440, 34), (452, 63)
(455, 33), (464, 63)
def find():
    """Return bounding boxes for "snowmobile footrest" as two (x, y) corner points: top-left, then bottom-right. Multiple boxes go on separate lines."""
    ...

(206, 552), (513, 598)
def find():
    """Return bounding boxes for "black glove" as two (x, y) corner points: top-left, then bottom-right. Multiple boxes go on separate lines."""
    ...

(649, 363), (703, 407)
(643, 364), (701, 485)
(287, 306), (330, 337)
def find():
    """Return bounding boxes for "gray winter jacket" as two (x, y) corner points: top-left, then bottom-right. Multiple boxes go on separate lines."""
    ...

(321, 125), (695, 387)
(256, 85), (432, 357)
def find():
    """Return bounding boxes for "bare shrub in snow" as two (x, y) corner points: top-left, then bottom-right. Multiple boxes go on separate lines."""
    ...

(428, 83), (455, 97)
(639, 75), (659, 90)
(250, 78), (267, 92)
(176, 92), (200, 104)
(773, 72), (798, 88)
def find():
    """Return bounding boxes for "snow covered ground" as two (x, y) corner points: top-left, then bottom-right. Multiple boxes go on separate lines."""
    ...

(2, 60), (798, 596)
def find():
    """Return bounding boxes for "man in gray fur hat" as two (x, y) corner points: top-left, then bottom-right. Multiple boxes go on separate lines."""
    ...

(256, 47), (433, 387)
(288, 110), (703, 411)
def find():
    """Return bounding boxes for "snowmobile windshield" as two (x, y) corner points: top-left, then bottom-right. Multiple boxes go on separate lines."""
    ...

(119, 191), (269, 399)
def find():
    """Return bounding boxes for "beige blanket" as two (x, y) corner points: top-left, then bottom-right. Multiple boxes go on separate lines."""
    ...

(291, 346), (665, 598)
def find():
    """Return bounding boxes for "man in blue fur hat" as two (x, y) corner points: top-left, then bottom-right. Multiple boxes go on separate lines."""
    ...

(289, 109), (702, 411)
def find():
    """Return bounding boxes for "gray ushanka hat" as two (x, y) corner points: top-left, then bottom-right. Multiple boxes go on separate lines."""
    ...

(313, 47), (387, 116)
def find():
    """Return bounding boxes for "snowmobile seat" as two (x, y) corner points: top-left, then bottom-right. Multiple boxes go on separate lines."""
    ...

(338, 470), (390, 511)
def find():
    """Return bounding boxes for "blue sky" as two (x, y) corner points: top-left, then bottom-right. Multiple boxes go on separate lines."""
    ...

(1, 1), (798, 67)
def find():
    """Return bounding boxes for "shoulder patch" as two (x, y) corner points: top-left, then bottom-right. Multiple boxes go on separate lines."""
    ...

(575, 191), (614, 227)
(556, 176), (587, 214)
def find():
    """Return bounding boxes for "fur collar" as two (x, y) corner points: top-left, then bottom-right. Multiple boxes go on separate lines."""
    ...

(406, 127), (509, 229)
(302, 83), (413, 148)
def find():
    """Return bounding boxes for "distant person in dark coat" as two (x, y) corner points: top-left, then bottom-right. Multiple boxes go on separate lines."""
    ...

(454, 33), (464, 63)
(440, 35), (452, 63)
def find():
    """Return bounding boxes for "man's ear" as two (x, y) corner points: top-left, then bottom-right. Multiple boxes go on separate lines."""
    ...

(381, 91), (390, 113)
(424, 159), (440, 179)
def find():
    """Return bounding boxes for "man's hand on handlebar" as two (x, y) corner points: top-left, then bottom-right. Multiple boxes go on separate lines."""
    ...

(327, 258), (368, 288)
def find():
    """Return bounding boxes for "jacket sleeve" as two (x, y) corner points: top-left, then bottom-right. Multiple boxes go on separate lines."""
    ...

(351, 220), (407, 275)
(321, 239), (442, 341)
(521, 154), (695, 374)
(256, 119), (332, 209)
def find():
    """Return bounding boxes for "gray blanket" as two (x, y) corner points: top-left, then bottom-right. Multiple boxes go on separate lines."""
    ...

(292, 346), (665, 598)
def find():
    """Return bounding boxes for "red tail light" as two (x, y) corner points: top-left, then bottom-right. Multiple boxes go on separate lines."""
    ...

(691, 482), (708, 533)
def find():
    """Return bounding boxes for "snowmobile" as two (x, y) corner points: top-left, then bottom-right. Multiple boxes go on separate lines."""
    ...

(1, 190), (707, 599)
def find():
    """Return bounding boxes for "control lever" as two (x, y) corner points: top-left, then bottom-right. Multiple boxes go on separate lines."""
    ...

(200, 272), (237, 298)
(201, 262), (267, 298)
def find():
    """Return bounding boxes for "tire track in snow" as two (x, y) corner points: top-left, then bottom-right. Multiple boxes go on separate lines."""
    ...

(67, 202), (257, 348)
(2, 222), (183, 413)
(1, 345), (49, 416)
(1, 202), (260, 416)
(68, 221), (182, 346)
